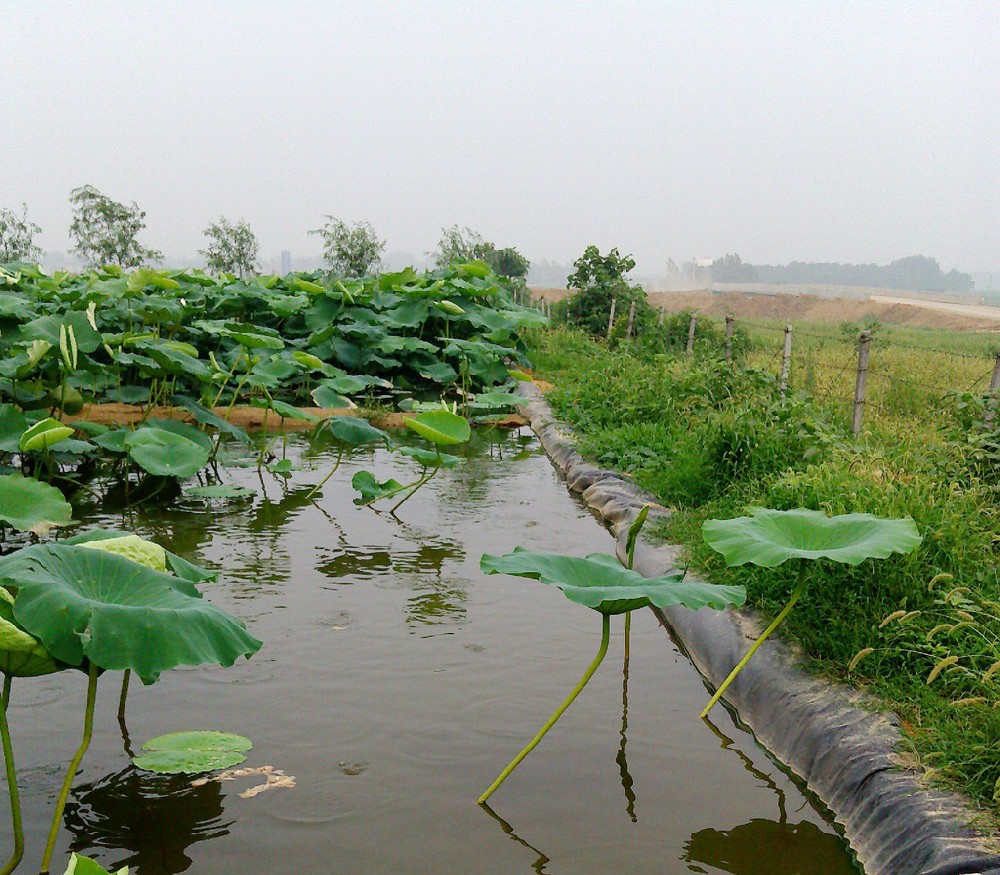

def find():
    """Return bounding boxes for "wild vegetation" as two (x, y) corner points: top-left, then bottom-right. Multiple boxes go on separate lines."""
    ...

(530, 317), (1000, 813)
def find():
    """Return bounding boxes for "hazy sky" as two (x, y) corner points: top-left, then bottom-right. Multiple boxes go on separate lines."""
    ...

(2, 1), (997, 273)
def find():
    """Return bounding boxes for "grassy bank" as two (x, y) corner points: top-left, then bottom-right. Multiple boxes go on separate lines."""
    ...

(528, 322), (1000, 816)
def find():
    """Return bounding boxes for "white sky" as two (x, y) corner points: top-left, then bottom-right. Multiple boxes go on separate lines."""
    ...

(2, 1), (997, 273)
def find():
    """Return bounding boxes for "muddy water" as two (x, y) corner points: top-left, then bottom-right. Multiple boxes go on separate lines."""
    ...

(2, 429), (861, 874)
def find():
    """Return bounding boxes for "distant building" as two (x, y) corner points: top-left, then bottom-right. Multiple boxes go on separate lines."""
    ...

(280, 250), (292, 274)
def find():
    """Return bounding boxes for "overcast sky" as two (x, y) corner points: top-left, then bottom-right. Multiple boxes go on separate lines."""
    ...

(2, 1), (997, 273)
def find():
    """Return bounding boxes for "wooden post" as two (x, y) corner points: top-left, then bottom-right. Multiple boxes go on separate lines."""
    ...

(686, 313), (697, 355)
(724, 314), (734, 363)
(983, 351), (1000, 429)
(852, 330), (873, 438)
(625, 300), (636, 340)
(607, 298), (617, 338)
(779, 323), (793, 391)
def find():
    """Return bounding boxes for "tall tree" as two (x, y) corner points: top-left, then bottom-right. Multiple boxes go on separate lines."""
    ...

(199, 217), (260, 278)
(68, 185), (161, 269)
(430, 226), (530, 278)
(0, 203), (43, 262)
(310, 217), (385, 277)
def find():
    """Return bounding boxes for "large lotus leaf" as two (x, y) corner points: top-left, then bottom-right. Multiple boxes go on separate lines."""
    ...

(351, 470), (407, 506)
(79, 534), (167, 572)
(184, 484), (256, 501)
(145, 418), (215, 453)
(702, 507), (923, 569)
(171, 394), (251, 445)
(310, 385), (354, 409)
(404, 410), (471, 446)
(0, 404), (29, 452)
(132, 730), (252, 774)
(194, 319), (284, 350)
(0, 472), (73, 534)
(0, 587), (60, 677)
(480, 548), (747, 616)
(19, 417), (75, 452)
(62, 528), (216, 585)
(4, 544), (261, 683)
(63, 853), (129, 875)
(125, 427), (211, 478)
(315, 416), (390, 448)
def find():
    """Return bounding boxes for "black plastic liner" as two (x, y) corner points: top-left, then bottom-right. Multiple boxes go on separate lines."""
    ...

(517, 382), (1000, 875)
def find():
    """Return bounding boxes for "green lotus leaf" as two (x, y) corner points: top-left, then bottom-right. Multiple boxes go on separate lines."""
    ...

(0, 587), (60, 677)
(480, 548), (746, 616)
(78, 534), (167, 572)
(194, 320), (284, 350)
(310, 386), (354, 409)
(397, 446), (461, 468)
(0, 403), (29, 452)
(62, 528), (216, 584)
(184, 484), (257, 501)
(19, 417), (75, 452)
(351, 470), (406, 506)
(145, 418), (215, 453)
(2, 544), (261, 683)
(404, 410), (470, 446)
(416, 362), (458, 384)
(702, 507), (923, 568)
(469, 390), (522, 409)
(0, 472), (74, 534)
(125, 427), (211, 479)
(314, 416), (390, 448)
(250, 398), (317, 421)
(171, 395), (252, 445)
(63, 853), (129, 875)
(132, 730), (252, 774)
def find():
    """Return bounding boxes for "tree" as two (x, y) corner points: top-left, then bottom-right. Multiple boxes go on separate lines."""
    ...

(561, 245), (653, 337)
(0, 203), (43, 263)
(310, 216), (385, 277)
(68, 185), (161, 268)
(199, 217), (260, 278)
(429, 226), (530, 279)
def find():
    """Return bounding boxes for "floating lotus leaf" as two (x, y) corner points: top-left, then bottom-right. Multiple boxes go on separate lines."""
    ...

(0, 587), (59, 677)
(0, 472), (74, 534)
(702, 507), (923, 569)
(19, 417), (75, 452)
(184, 484), (257, 501)
(404, 410), (470, 446)
(480, 548), (746, 616)
(0, 544), (261, 683)
(63, 853), (129, 875)
(132, 730), (252, 774)
(315, 415), (389, 448)
(125, 427), (211, 479)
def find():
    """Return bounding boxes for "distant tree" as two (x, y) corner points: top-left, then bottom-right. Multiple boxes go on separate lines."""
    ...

(0, 203), (43, 262)
(711, 253), (758, 282)
(199, 217), (260, 278)
(310, 216), (385, 277)
(68, 185), (161, 268)
(561, 245), (653, 337)
(491, 247), (531, 279)
(430, 226), (530, 278)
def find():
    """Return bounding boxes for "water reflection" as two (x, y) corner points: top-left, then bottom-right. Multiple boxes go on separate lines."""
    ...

(63, 767), (232, 875)
(479, 802), (550, 874)
(405, 580), (467, 628)
(616, 651), (637, 822)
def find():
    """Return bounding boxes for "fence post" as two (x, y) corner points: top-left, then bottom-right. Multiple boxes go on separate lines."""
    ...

(852, 330), (873, 438)
(625, 300), (636, 340)
(983, 351), (1000, 429)
(658, 308), (665, 326)
(607, 299), (617, 338)
(686, 313), (697, 355)
(724, 314), (734, 364)
(779, 323), (793, 391)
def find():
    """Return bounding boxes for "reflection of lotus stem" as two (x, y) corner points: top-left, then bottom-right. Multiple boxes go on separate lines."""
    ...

(39, 663), (99, 874)
(701, 563), (806, 719)
(305, 450), (343, 500)
(478, 613), (611, 804)
(389, 462), (440, 515)
(118, 670), (130, 719)
(1, 675), (24, 875)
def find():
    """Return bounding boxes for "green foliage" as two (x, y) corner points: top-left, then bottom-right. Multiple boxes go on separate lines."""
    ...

(132, 730), (252, 774)
(68, 185), (162, 268)
(0, 204), (42, 263)
(199, 216), (260, 279)
(559, 245), (655, 338)
(403, 409), (471, 445)
(63, 854), (128, 875)
(310, 216), (385, 277)
(429, 226), (530, 279)
(0, 473), (73, 535)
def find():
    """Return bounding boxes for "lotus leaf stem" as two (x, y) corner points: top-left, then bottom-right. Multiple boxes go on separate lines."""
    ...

(1, 675), (24, 875)
(389, 461), (440, 515)
(39, 663), (99, 874)
(478, 612), (611, 804)
(624, 611), (631, 660)
(700, 562), (807, 718)
(304, 450), (343, 500)
(117, 670), (130, 720)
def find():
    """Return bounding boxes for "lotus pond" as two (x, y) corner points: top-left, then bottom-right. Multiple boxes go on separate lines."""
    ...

(2, 428), (860, 874)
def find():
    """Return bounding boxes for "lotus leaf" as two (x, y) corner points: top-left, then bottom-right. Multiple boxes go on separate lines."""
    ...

(702, 507), (922, 568)
(184, 484), (256, 501)
(0, 405), (28, 452)
(124, 428), (211, 479)
(469, 390), (522, 409)
(351, 471), (406, 506)
(63, 853), (129, 875)
(481, 548), (746, 616)
(143, 419), (214, 454)
(0, 588), (59, 677)
(0, 544), (261, 683)
(19, 418), (75, 452)
(0, 473), (73, 534)
(78, 534), (167, 572)
(62, 529), (217, 584)
(310, 386), (353, 408)
(132, 730), (252, 774)
(397, 446), (461, 468)
(404, 410), (471, 446)
(315, 416), (389, 448)
(250, 398), (317, 421)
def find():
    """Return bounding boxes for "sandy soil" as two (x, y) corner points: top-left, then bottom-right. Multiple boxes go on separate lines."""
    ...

(530, 288), (1000, 332)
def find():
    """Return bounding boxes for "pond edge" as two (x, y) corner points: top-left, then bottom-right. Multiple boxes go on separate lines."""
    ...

(516, 380), (1000, 875)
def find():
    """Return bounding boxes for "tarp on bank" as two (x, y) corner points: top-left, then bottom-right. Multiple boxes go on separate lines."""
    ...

(517, 381), (1000, 875)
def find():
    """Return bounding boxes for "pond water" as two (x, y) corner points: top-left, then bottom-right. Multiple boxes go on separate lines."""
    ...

(2, 428), (861, 874)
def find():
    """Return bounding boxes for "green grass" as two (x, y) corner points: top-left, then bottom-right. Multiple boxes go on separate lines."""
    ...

(529, 322), (1000, 816)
